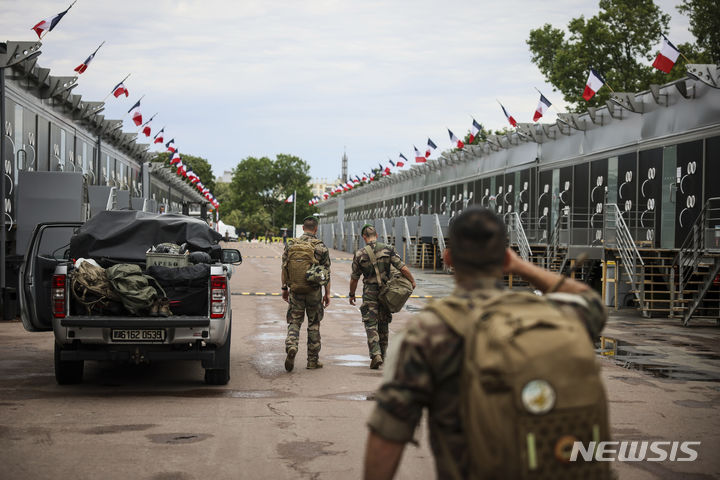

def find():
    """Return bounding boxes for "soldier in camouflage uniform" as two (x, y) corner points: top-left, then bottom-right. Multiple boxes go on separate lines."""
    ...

(363, 207), (607, 479)
(282, 216), (331, 371)
(349, 225), (416, 369)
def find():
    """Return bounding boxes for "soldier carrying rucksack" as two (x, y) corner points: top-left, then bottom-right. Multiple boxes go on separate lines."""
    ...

(363, 207), (610, 479)
(281, 216), (331, 371)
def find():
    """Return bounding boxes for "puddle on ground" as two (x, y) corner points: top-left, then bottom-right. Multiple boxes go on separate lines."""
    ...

(147, 433), (213, 444)
(319, 391), (375, 401)
(331, 354), (368, 367)
(253, 332), (285, 342)
(405, 304), (423, 312)
(166, 389), (287, 399)
(599, 337), (720, 383)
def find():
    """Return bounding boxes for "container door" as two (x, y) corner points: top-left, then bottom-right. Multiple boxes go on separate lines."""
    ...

(19, 223), (82, 332)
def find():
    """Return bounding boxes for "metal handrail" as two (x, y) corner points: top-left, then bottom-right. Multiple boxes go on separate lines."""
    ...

(544, 212), (567, 269)
(380, 218), (389, 244)
(105, 186), (118, 211)
(605, 204), (645, 313)
(433, 214), (446, 254)
(507, 211), (531, 262)
(670, 197), (720, 317)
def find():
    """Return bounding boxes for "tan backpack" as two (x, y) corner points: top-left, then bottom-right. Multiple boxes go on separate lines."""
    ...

(427, 291), (610, 480)
(286, 238), (319, 294)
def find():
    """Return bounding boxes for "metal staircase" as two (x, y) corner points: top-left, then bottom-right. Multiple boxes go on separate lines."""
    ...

(670, 197), (720, 326)
(544, 213), (568, 272)
(603, 204), (647, 315)
(507, 212), (531, 262)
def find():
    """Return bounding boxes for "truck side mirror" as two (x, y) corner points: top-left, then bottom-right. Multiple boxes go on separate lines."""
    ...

(221, 248), (242, 265)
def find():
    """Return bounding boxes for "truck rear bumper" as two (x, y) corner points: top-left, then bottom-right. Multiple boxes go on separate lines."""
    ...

(60, 317), (210, 328)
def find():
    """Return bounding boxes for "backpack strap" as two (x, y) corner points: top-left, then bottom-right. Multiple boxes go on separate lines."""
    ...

(364, 244), (383, 286)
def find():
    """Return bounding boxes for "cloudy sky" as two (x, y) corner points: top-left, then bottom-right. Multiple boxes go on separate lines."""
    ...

(3, 1), (693, 182)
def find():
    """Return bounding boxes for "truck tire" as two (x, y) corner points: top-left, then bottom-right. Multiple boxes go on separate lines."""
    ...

(204, 322), (231, 385)
(54, 342), (84, 385)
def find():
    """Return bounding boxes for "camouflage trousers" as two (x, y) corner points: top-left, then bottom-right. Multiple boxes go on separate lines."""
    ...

(360, 288), (391, 359)
(286, 289), (324, 360)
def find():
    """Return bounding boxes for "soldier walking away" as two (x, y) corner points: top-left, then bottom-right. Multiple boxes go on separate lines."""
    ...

(282, 216), (331, 371)
(363, 207), (609, 480)
(349, 225), (416, 370)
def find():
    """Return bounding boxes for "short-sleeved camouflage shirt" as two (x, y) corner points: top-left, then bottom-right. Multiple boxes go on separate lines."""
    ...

(366, 278), (607, 478)
(281, 233), (331, 288)
(351, 241), (405, 286)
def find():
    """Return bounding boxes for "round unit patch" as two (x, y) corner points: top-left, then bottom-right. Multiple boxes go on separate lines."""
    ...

(521, 379), (556, 415)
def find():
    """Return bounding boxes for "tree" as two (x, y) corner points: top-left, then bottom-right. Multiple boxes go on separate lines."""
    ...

(527, 0), (671, 110)
(155, 151), (216, 193)
(227, 154), (315, 232)
(677, 0), (720, 64)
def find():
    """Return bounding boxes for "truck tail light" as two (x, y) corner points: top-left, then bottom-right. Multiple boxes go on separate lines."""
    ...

(52, 274), (67, 319)
(210, 275), (227, 319)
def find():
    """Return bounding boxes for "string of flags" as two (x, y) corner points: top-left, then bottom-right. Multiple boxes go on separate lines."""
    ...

(28, 2), (220, 210)
(319, 32), (687, 205)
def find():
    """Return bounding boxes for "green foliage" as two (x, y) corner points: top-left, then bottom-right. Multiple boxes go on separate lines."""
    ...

(155, 152), (216, 193)
(226, 154), (315, 231)
(677, 0), (720, 64)
(222, 208), (273, 235)
(527, 0), (671, 110)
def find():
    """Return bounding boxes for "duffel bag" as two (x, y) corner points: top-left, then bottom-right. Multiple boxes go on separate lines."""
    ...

(147, 264), (210, 315)
(380, 275), (414, 313)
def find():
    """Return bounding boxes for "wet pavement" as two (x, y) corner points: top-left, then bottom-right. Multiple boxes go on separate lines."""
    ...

(0, 242), (718, 479)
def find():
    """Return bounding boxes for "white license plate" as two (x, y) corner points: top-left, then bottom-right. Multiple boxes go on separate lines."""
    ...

(111, 329), (166, 342)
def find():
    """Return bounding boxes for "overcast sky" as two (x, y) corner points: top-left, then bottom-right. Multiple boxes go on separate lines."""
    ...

(3, 1), (693, 182)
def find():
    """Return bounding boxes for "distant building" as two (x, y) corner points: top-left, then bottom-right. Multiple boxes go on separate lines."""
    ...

(310, 178), (341, 198)
(216, 170), (233, 184)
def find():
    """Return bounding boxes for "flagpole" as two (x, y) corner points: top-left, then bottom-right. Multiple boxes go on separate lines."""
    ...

(292, 190), (297, 238)
(123, 94), (144, 119)
(94, 40), (106, 55)
(102, 73), (131, 102)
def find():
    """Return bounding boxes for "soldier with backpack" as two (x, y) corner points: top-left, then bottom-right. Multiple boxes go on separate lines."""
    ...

(363, 207), (609, 479)
(349, 225), (416, 369)
(282, 216), (331, 371)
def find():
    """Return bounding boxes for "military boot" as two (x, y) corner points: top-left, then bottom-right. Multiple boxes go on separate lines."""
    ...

(285, 347), (298, 372)
(370, 354), (383, 370)
(306, 359), (323, 369)
(157, 298), (171, 317)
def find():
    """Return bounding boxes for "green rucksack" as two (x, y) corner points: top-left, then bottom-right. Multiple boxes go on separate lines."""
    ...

(305, 264), (330, 287)
(364, 244), (413, 313)
(106, 264), (165, 315)
(285, 238), (320, 294)
(427, 291), (610, 479)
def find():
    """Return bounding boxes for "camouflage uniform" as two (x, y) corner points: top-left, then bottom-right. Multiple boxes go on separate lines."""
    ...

(367, 278), (606, 478)
(282, 233), (331, 361)
(351, 241), (406, 359)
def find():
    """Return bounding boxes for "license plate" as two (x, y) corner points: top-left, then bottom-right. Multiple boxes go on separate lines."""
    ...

(111, 329), (166, 342)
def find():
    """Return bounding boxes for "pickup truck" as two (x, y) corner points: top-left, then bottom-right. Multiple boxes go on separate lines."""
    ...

(18, 211), (241, 386)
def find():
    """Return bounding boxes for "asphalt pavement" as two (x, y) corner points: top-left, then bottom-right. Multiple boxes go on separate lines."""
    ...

(0, 242), (718, 479)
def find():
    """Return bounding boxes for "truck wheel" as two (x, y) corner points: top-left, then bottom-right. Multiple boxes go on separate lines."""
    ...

(54, 343), (84, 385)
(204, 323), (231, 385)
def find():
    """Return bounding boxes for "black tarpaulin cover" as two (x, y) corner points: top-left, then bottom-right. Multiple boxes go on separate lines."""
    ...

(70, 211), (223, 263)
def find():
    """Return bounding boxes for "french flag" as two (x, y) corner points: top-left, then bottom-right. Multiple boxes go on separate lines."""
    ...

(533, 93), (552, 122)
(323, 193), (329, 200)
(469, 119), (482, 143)
(425, 138), (437, 158)
(141, 119), (153, 137)
(448, 129), (464, 149)
(128, 100), (142, 126)
(32, 2), (74, 39)
(583, 68), (606, 101)
(361, 173), (368, 182)
(153, 128), (165, 144)
(397, 154), (407, 167)
(652, 35), (681, 74)
(74, 42), (104, 74)
(112, 81), (129, 98)
(414, 146), (426, 163)
(170, 151), (181, 165)
(500, 103), (517, 127)
(166, 139), (176, 153)
(285, 193), (294, 203)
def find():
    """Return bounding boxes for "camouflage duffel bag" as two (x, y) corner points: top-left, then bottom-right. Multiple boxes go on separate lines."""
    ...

(106, 264), (166, 315)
